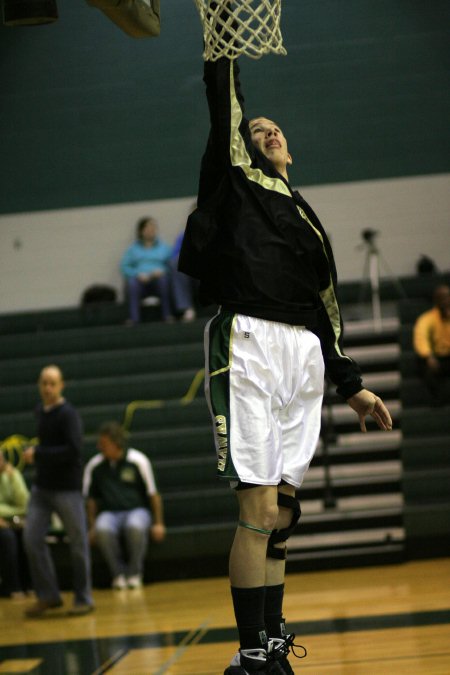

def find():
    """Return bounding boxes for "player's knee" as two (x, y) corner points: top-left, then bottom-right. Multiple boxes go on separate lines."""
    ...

(238, 487), (279, 533)
(262, 502), (279, 532)
(267, 493), (301, 560)
(252, 500), (279, 533)
(239, 505), (278, 535)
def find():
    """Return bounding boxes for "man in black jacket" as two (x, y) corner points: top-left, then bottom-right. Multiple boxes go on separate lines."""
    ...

(180, 57), (392, 675)
(22, 365), (94, 617)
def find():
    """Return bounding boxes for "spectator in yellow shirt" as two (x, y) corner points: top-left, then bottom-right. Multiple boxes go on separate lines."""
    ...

(0, 451), (31, 597)
(413, 284), (450, 405)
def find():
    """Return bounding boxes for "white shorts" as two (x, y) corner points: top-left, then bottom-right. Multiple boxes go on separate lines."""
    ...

(204, 311), (324, 488)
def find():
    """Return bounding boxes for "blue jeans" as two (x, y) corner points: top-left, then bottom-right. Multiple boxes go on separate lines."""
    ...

(95, 508), (151, 578)
(168, 257), (196, 313)
(23, 487), (92, 606)
(126, 275), (172, 322)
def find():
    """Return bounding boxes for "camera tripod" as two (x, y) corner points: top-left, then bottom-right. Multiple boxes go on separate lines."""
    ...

(358, 230), (406, 331)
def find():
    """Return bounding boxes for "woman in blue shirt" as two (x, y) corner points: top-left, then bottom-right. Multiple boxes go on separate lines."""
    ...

(121, 217), (173, 324)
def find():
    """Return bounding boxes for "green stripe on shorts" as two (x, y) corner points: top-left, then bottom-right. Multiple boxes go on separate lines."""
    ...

(207, 311), (238, 481)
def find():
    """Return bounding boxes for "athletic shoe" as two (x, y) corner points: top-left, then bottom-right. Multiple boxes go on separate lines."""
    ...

(24, 598), (63, 618)
(269, 634), (307, 674)
(127, 574), (143, 589)
(224, 647), (285, 674)
(67, 603), (95, 616)
(10, 591), (26, 600)
(181, 308), (196, 322)
(112, 574), (127, 590)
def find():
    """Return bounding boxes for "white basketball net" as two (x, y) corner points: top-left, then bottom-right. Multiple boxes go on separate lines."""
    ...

(193, 0), (287, 61)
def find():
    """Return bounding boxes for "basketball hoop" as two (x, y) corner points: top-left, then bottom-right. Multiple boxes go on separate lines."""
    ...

(192, 0), (286, 61)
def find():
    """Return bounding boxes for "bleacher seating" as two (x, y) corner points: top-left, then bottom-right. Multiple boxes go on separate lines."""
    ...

(1, 274), (449, 585)
(398, 290), (450, 559)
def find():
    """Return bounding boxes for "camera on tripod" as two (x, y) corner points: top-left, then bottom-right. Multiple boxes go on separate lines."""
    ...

(361, 228), (378, 244)
(358, 226), (406, 330)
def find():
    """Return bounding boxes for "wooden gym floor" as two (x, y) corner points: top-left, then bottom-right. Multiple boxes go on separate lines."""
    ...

(0, 558), (449, 675)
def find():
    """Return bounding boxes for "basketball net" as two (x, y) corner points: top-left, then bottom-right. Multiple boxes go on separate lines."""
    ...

(193, 0), (287, 61)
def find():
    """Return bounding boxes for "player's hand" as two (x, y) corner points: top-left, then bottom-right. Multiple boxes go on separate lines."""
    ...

(150, 523), (166, 542)
(347, 389), (393, 432)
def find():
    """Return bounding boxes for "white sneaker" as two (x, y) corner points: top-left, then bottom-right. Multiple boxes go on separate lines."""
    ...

(181, 308), (196, 322)
(112, 574), (127, 590)
(127, 574), (143, 589)
(224, 647), (268, 674)
(141, 296), (160, 307)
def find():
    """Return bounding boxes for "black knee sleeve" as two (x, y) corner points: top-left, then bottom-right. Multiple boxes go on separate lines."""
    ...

(267, 493), (301, 561)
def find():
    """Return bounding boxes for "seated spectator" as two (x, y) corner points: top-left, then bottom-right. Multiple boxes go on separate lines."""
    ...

(169, 231), (197, 322)
(413, 284), (450, 405)
(0, 450), (31, 598)
(83, 422), (166, 589)
(121, 217), (173, 324)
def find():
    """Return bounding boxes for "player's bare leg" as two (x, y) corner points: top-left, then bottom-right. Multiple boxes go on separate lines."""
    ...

(227, 485), (280, 673)
(230, 486), (278, 587)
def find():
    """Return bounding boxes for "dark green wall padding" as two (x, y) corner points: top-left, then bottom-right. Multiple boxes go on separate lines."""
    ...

(1, 0), (449, 214)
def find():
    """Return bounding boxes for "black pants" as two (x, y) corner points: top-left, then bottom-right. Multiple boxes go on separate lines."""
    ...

(417, 355), (450, 405)
(0, 526), (31, 595)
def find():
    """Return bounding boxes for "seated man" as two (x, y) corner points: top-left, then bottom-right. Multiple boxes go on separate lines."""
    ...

(0, 450), (30, 597)
(121, 216), (173, 324)
(83, 422), (166, 589)
(413, 284), (450, 405)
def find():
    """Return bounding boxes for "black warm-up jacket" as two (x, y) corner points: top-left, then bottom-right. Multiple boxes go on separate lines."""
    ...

(179, 57), (362, 400)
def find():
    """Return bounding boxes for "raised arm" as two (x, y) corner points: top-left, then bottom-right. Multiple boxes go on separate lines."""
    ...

(198, 57), (251, 206)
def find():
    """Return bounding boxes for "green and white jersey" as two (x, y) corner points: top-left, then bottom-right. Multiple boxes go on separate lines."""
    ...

(83, 448), (157, 513)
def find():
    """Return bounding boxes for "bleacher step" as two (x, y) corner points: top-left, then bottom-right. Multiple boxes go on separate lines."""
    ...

(0, 343), (204, 384)
(332, 429), (402, 450)
(345, 343), (400, 366)
(285, 543), (405, 572)
(344, 316), (399, 338)
(325, 399), (401, 425)
(289, 526), (405, 553)
(301, 492), (403, 516)
(305, 460), (401, 484)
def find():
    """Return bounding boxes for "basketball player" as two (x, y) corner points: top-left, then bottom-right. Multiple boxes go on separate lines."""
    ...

(179, 56), (392, 675)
